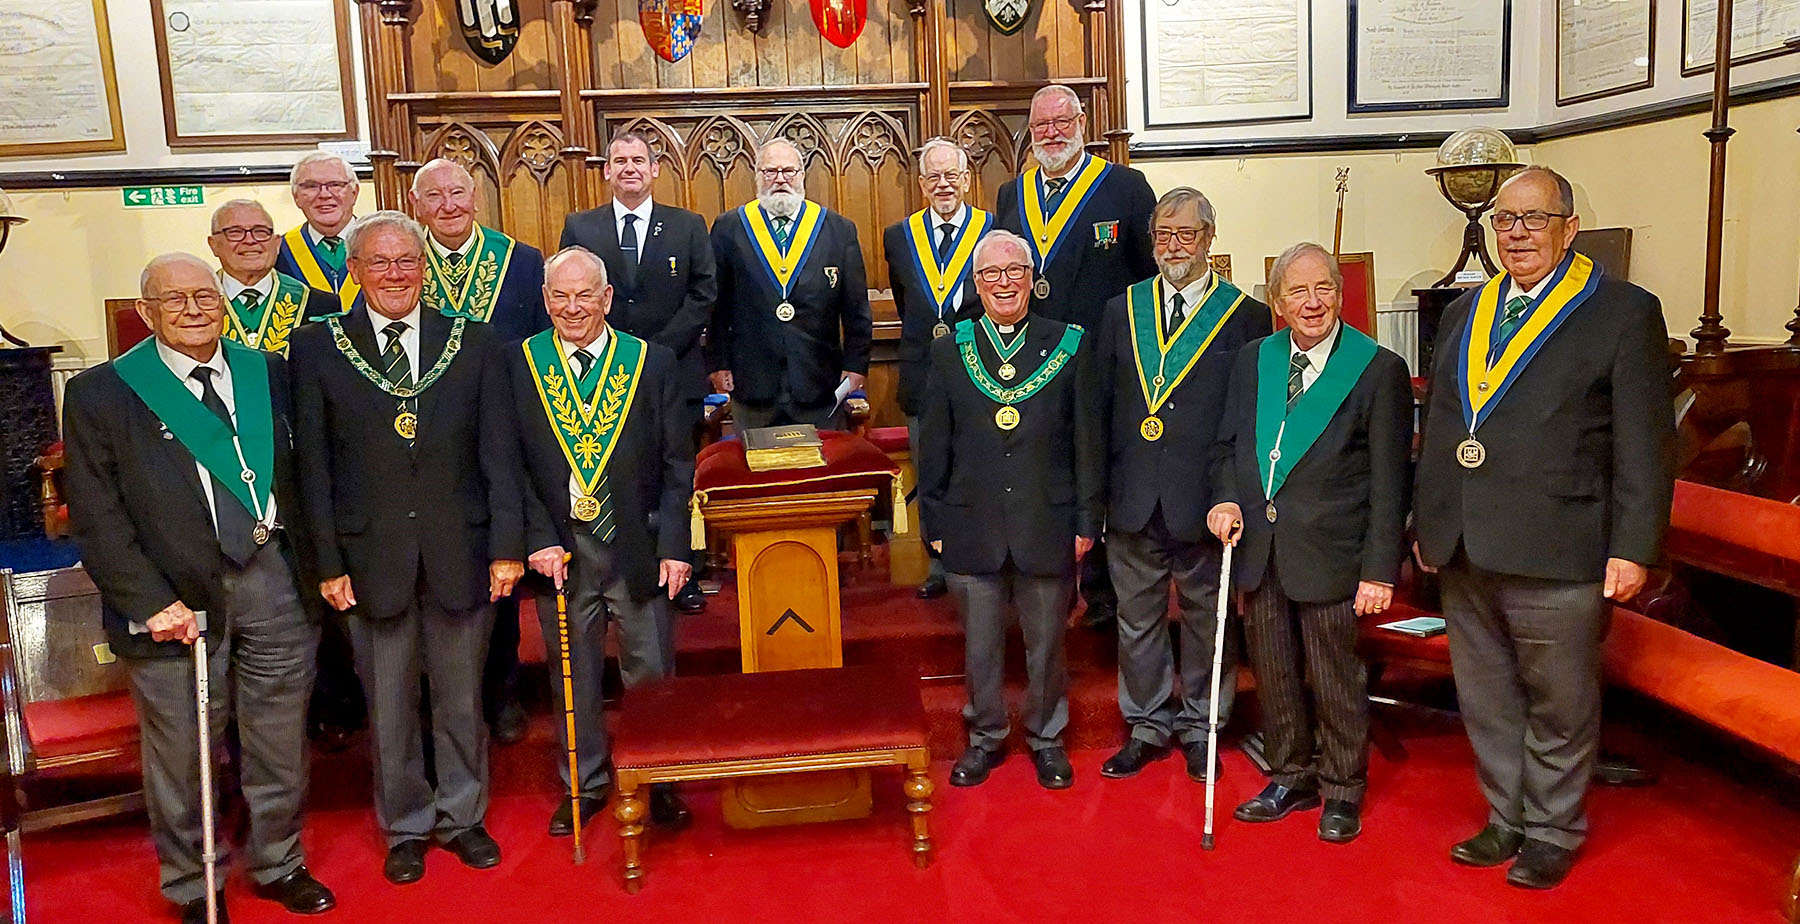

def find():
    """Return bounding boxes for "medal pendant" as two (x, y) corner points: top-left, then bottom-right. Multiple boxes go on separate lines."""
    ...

(998, 362), (1017, 381)
(1140, 415), (1163, 441)
(1456, 437), (1487, 469)
(994, 405), (1020, 431)
(933, 322), (950, 339)
(1477, 381), (1490, 392)
(1152, 374), (1165, 388)
(1033, 277), (1050, 300)
(1266, 502), (1277, 523)
(244, 332), (260, 349)
(572, 494), (602, 522)
(775, 301), (796, 322)
(252, 524), (271, 546)
(394, 410), (418, 440)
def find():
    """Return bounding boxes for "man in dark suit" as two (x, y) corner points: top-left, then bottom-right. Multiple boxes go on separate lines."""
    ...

(510, 246), (696, 837)
(1207, 242), (1413, 844)
(558, 130), (716, 615)
(707, 137), (872, 430)
(1415, 167), (1675, 888)
(409, 156), (550, 743)
(276, 151), (360, 305)
(882, 136), (990, 600)
(995, 84), (1157, 628)
(1094, 188), (1270, 784)
(207, 199), (341, 355)
(64, 253), (336, 923)
(919, 230), (1101, 791)
(290, 211), (525, 885)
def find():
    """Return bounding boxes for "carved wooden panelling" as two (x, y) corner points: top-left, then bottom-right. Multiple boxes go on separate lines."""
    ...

(594, 0), (917, 90)
(945, 0), (1088, 82)
(414, 119), (574, 253)
(411, 0), (558, 91)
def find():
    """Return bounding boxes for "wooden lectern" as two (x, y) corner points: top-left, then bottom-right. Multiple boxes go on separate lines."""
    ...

(691, 431), (902, 827)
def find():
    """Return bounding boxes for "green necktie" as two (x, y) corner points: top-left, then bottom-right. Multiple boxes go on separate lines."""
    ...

(771, 216), (792, 249)
(1286, 351), (1309, 413)
(1491, 295), (1532, 364)
(1168, 292), (1186, 330)
(319, 235), (346, 275)
(1044, 176), (1069, 206)
(570, 349), (616, 542)
(235, 290), (260, 312)
(380, 321), (416, 443)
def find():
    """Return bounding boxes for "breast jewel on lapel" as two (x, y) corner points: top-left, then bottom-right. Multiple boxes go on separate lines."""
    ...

(824, 266), (839, 288)
(652, 220), (664, 237)
(1093, 220), (1119, 249)
(668, 256), (678, 277)
(160, 423), (173, 440)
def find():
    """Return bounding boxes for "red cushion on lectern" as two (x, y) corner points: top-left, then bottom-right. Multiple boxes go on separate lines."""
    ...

(23, 690), (140, 762)
(694, 430), (897, 501)
(613, 665), (927, 768)
(865, 427), (910, 455)
(1356, 601), (1451, 666)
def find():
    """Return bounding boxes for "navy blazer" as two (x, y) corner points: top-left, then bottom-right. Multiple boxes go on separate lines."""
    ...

(994, 159), (1158, 331)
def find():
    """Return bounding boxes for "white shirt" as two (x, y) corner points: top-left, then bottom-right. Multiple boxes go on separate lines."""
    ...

(371, 304), (423, 380)
(562, 327), (610, 512)
(153, 339), (280, 529)
(1503, 271), (1555, 308)
(613, 198), (654, 263)
(1163, 271), (1213, 330)
(1290, 321), (1341, 392)
(429, 230), (478, 262)
(926, 203), (969, 311)
(307, 223), (344, 244)
(219, 269), (275, 307)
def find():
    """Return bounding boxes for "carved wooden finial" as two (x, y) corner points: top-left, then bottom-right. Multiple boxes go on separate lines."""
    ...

(733, 0), (769, 33)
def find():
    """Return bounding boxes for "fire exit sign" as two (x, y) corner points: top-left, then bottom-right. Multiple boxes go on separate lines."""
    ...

(123, 186), (204, 208)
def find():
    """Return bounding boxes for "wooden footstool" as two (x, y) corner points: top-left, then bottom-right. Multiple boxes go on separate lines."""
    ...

(610, 664), (934, 892)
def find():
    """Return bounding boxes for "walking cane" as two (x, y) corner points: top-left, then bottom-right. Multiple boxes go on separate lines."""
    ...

(192, 613), (220, 924)
(1202, 542), (1234, 851)
(555, 554), (585, 864)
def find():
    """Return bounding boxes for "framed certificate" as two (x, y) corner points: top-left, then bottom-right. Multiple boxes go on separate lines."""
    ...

(0, 0), (126, 157)
(1348, 0), (1511, 113)
(1682, 0), (1800, 75)
(1140, 0), (1313, 129)
(1557, 0), (1655, 105)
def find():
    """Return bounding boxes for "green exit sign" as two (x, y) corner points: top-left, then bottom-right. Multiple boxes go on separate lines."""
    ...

(122, 186), (204, 208)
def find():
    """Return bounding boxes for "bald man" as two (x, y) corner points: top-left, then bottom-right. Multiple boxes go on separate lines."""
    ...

(207, 199), (342, 355)
(409, 158), (549, 344)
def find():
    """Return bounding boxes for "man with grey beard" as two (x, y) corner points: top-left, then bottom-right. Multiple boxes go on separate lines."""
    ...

(707, 137), (872, 430)
(996, 84), (1157, 627)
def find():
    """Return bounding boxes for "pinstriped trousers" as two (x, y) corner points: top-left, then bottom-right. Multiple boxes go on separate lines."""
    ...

(1242, 560), (1370, 802)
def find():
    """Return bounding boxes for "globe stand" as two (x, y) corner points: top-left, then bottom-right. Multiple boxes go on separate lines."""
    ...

(1432, 205), (1501, 289)
(1424, 161), (1519, 289)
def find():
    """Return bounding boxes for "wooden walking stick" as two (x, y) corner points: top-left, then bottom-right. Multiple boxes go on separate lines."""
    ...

(556, 553), (584, 864)
(1202, 543), (1234, 851)
(192, 613), (220, 924)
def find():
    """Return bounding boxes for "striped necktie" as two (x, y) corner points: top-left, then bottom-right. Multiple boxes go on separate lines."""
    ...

(1286, 351), (1309, 413)
(569, 347), (616, 541)
(381, 321), (416, 443)
(1490, 295), (1532, 364)
(770, 216), (792, 249)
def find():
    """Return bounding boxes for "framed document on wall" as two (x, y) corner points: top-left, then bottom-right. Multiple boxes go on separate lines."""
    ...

(1348, 0), (1511, 113)
(150, 0), (358, 147)
(1557, 0), (1655, 105)
(1141, 0), (1313, 128)
(0, 0), (125, 157)
(1682, 0), (1800, 75)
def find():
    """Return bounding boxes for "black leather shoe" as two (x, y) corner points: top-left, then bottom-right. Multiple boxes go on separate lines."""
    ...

(254, 866), (335, 914)
(1181, 741), (1224, 783)
(649, 784), (692, 829)
(915, 574), (948, 599)
(1449, 824), (1526, 867)
(1100, 739), (1171, 779)
(949, 745), (1005, 787)
(1031, 746), (1074, 790)
(548, 795), (606, 837)
(1232, 782), (1321, 822)
(445, 826), (502, 869)
(675, 580), (708, 614)
(1318, 799), (1363, 844)
(383, 838), (429, 885)
(1506, 839), (1576, 889)
(491, 700), (527, 745)
(180, 895), (228, 924)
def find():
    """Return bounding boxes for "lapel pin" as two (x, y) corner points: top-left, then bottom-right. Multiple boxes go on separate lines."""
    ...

(652, 221), (664, 237)
(668, 256), (678, 276)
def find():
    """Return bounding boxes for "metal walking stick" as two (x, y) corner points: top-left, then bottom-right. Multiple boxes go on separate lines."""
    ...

(1203, 541), (1234, 851)
(555, 556), (585, 864)
(191, 614), (220, 924)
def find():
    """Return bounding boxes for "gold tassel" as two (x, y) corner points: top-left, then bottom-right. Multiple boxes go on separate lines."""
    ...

(690, 489), (707, 550)
(890, 470), (908, 535)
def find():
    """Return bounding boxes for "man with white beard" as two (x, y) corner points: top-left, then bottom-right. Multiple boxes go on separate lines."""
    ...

(707, 137), (872, 430)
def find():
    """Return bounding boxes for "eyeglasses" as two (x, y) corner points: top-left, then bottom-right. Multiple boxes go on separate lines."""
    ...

(415, 188), (473, 207)
(922, 170), (965, 186)
(974, 264), (1032, 284)
(358, 256), (423, 273)
(152, 290), (225, 312)
(1280, 283), (1339, 302)
(758, 167), (801, 180)
(1490, 210), (1570, 232)
(1028, 115), (1081, 136)
(1152, 228), (1206, 246)
(213, 225), (275, 243)
(297, 180), (355, 196)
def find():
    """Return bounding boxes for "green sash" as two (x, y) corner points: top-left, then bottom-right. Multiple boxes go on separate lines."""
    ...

(521, 328), (647, 497)
(113, 339), (276, 520)
(1254, 326), (1378, 502)
(222, 272), (312, 355)
(1127, 274), (1244, 415)
(424, 225), (518, 322)
(955, 318), (1082, 405)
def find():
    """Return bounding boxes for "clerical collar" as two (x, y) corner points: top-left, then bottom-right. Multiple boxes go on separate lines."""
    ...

(219, 269), (275, 303)
(430, 229), (479, 260)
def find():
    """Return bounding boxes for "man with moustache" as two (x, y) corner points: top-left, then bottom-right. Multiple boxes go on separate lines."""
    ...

(290, 211), (524, 885)
(1093, 188), (1270, 784)
(918, 230), (1101, 791)
(1207, 242), (1412, 844)
(708, 137), (872, 430)
(277, 152), (362, 305)
(996, 84), (1157, 628)
(883, 136), (991, 600)
(206, 199), (342, 355)
(63, 253), (336, 922)
(559, 130), (716, 614)
(510, 247), (695, 836)
(409, 156), (550, 742)
(1415, 166), (1675, 888)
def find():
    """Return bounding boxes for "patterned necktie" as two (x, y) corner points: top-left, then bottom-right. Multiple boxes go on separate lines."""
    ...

(235, 290), (260, 313)
(1286, 351), (1310, 413)
(569, 345), (616, 540)
(381, 321), (416, 443)
(771, 216), (792, 249)
(319, 236), (346, 275)
(1490, 295), (1532, 364)
(190, 367), (257, 566)
(620, 214), (640, 289)
(1168, 292), (1186, 330)
(1044, 176), (1069, 205)
(936, 222), (956, 261)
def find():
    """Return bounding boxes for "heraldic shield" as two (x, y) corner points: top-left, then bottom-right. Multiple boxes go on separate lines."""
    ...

(811, 0), (867, 48)
(459, 0), (522, 64)
(985, 0), (1029, 35)
(641, 0), (705, 63)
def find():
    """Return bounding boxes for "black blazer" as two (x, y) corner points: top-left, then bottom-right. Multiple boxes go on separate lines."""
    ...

(1095, 281), (1272, 542)
(1415, 276), (1676, 582)
(63, 350), (307, 660)
(705, 205), (872, 406)
(298, 285), (342, 323)
(994, 160), (1157, 331)
(882, 213), (985, 418)
(918, 315), (1102, 576)
(559, 202), (717, 407)
(290, 306), (524, 620)
(509, 332), (694, 602)
(480, 239), (551, 344)
(1211, 337), (1414, 603)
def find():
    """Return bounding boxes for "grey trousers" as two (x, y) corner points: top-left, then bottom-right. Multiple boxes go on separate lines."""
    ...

(948, 563), (1071, 751)
(1242, 565), (1368, 802)
(905, 415), (944, 582)
(1107, 513), (1233, 747)
(125, 542), (317, 904)
(347, 586), (495, 846)
(1442, 557), (1605, 850)
(534, 531), (673, 797)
